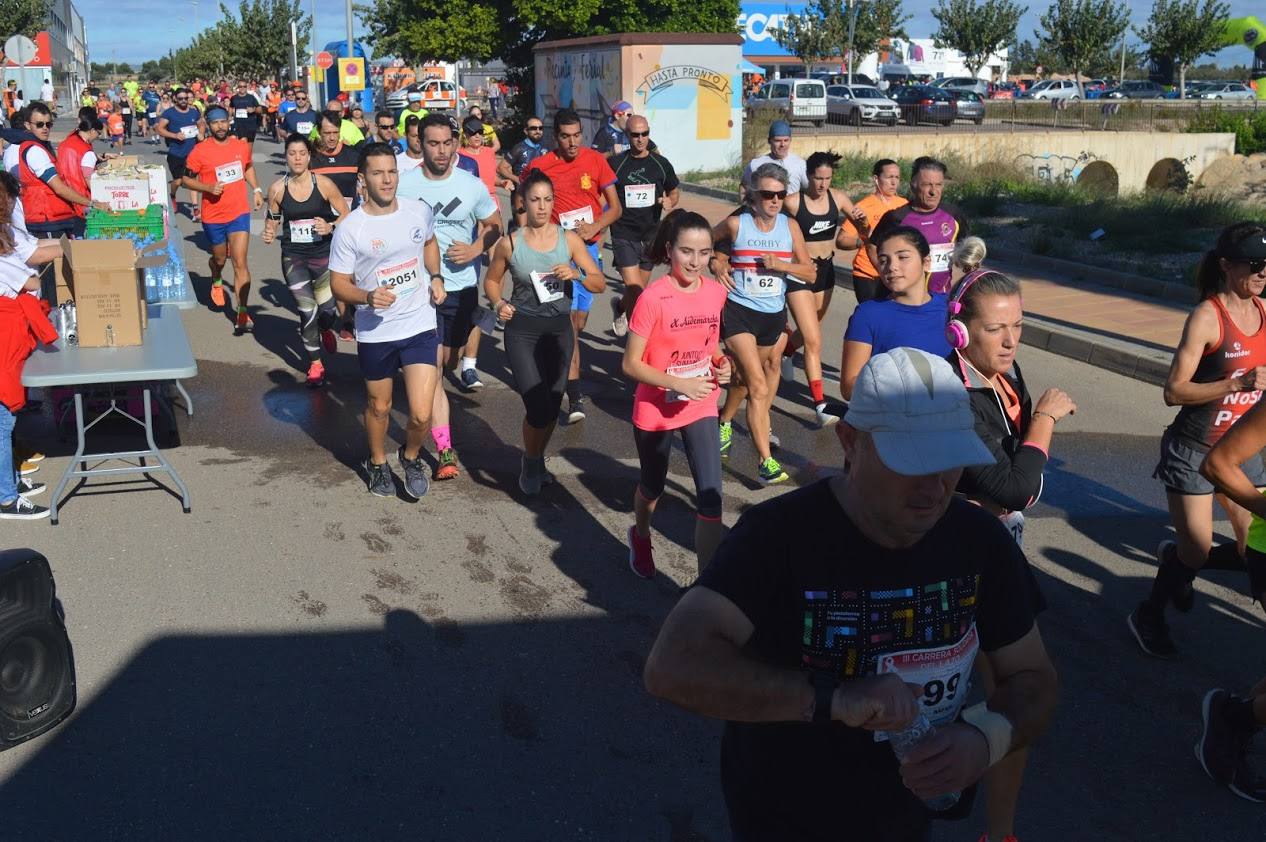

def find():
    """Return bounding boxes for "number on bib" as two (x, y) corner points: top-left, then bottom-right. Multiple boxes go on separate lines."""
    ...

(235, 108), (248, 119)
(559, 206), (594, 231)
(529, 270), (564, 304)
(930, 242), (953, 272)
(666, 359), (712, 402)
(744, 272), (782, 298)
(180, 125), (199, 139)
(121, 107), (131, 115)
(289, 218), (318, 244)
(876, 624), (980, 735)
(375, 258), (421, 298)
(623, 183), (654, 209)
(214, 160), (244, 184)
(1000, 510), (1025, 548)
(296, 121), (313, 135)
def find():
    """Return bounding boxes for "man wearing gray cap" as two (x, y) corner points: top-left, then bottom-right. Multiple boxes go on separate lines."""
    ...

(645, 347), (1058, 842)
(741, 119), (808, 199)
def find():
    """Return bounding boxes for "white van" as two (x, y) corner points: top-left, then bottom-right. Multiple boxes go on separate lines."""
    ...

(747, 78), (828, 127)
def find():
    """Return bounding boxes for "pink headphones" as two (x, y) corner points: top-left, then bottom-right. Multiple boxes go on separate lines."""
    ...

(945, 268), (1002, 350)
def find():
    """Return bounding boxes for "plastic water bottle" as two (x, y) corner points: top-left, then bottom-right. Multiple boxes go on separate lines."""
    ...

(888, 712), (961, 812)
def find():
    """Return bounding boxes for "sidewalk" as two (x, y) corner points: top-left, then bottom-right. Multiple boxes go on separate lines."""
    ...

(676, 186), (1184, 386)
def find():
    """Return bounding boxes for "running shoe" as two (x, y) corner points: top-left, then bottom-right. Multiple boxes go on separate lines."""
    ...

(305, 360), (326, 388)
(209, 280), (226, 308)
(758, 456), (789, 485)
(234, 311), (254, 335)
(628, 525), (655, 578)
(1197, 689), (1266, 802)
(780, 353), (795, 382)
(519, 454), (543, 496)
(460, 368), (484, 391)
(567, 396), (586, 424)
(320, 328), (338, 354)
(1127, 602), (1177, 659)
(611, 298), (628, 338)
(435, 447), (460, 481)
(1159, 539), (1195, 613)
(0, 496), (49, 520)
(396, 447), (430, 499)
(719, 420), (733, 456)
(18, 460), (39, 476)
(23, 451), (45, 463)
(363, 458), (396, 498)
(338, 323), (356, 343)
(17, 477), (45, 496)
(815, 404), (840, 428)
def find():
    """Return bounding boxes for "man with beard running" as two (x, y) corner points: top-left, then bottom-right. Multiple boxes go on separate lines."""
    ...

(229, 79), (262, 145)
(156, 88), (205, 218)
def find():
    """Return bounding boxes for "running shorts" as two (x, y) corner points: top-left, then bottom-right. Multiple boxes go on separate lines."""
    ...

(1153, 426), (1266, 495)
(612, 237), (653, 272)
(721, 298), (786, 347)
(784, 256), (835, 295)
(166, 154), (189, 180)
(357, 329), (439, 381)
(850, 273), (884, 304)
(572, 241), (602, 313)
(232, 126), (257, 143)
(435, 286), (480, 349)
(504, 312), (574, 428)
(202, 212), (252, 246)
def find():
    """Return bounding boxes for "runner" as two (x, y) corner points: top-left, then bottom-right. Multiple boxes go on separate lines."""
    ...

(497, 114), (546, 227)
(282, 89), (317, 137)
(462, 105), (500, 153)
(643, 346), (1058, 842)
(838, 159), (906, 304)
(261, 134), (350, 386)
(710, 162), (815, 485)
(156, 88), (205, 217)
(456, 115), (505, 208)
(871, 156), (968, 295)
(349, 104), (369, 137)
(310, 111), (364, 342)
(265, 86), (281, 137)
(229, 80), (261, 144)
(141, 81), (162, 143)
(16, 103), (103, 240)
(312, 105), (365, 147)
(524, 108), (622, 423)
(741, 120), (807, 197)
(592, 100), (632, 157)
(328, 142), (446, 501)
(1129, 222), (1266, 659)
(397, 113), (503, 480)
(182, 107), (263, 333)
(106, 106), (124, 151)
(276, 88), (297, 142)
(395, 91), (428, 135)
(946, 268), (1075, 842)
(840, 226), (950, 400)
(395, 115), (425, 176)
(951, 236), (988, 287)
(608, 114), (679, 338)
(118, 91), (134, 144)
(483, 168), (603, 494)
(779, 151), (867, 426)
(622, 209), (730, 577)
(374, 110), (404, 153)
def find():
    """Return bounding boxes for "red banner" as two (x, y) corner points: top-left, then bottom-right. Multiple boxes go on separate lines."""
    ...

(2, 32), (52, 68)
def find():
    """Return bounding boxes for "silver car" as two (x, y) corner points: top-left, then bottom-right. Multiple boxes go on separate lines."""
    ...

(1199, 82), (1256, 101)
(951, 90), (985, 124)
(935, 76), (989, 97)
(826, 84), (899, 126)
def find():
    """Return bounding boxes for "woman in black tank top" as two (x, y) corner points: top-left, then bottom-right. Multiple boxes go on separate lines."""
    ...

(262, 134), (350, 387)
(779, 151), (867, 428)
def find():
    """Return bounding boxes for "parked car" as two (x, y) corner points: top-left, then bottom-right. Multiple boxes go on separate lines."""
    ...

(746, 78), (828, 126)
(934, 76), (989, 97)
(1021, 79), (1081, 100)
(1102, 80), (1167, 99)
(951, 89), (985, 124)
(816, 72), (877, 88)
(890, 85), (956, 126)
(386, 78), (464, 115)
(826, 84), (899, 125)
(1198, 82), (1256, 100)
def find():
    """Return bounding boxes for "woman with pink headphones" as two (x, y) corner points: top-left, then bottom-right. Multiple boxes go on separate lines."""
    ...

(945, 262), (1076, 842)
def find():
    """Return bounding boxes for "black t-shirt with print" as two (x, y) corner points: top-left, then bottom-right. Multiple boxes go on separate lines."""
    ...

(696, 478), (1036, 842)
(609, 150), (679, 241)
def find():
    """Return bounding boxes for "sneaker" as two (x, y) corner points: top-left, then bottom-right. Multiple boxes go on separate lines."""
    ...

(0, 496), (49, 519)
(768, 429), (781, 450)
(435, 447), (460, 481)
(396, 447), (430, 500)
(17, 477), (45, 496)
(519, 454), (543, 496)
(1198, 689), (1266, 802)
(210, 281), (226, 308)
(611, 298), (629, 338)
(1127, 602), (1177, 659)
(628, 525), (655, 578)
(540, 458), (556, 485)
(320, 328), (338, 354)
(338, 324), (356, 343)
(23, 451), (45, 463)
(234, 311), (254, 334)
(1160, 540), (1195, 613)
(18, 460), (39, 476)
(780, 354), (795, 382)
(363, 458), (396, 498)
(719, 420), (733, 457)
(305, 360), (326, 388)
(567, 397), (586, 424)
(460, 368), (484, 391)
(758, 456), (789, 485)
(815, 404), (840, 428)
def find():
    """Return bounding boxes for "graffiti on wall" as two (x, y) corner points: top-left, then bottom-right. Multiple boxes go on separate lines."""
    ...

(1014, 151), (1099, 184)
(536, 48), (622, 139)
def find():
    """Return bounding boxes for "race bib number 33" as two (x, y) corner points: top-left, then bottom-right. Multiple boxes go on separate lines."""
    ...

(215, 160), (244, 184)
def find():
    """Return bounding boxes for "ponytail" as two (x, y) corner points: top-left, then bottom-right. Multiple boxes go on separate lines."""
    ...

(1199, 221), (1266, 301)
(1195, 250), (1223, 301)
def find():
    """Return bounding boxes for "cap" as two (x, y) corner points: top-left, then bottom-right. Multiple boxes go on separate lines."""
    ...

(204, 107), (229, 122)
(462, 116), (484, 135)
(846, 347), (995, 476)
(1221, 230), (1266, 260)
(612, 100), (632, 114)
(407, 91), (423, 102)
(768, 119), (791, 138)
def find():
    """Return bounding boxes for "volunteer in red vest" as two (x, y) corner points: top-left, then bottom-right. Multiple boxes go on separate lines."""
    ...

(56, 108), (106, 228)
(524, 107), (622, 424)
(18, 102), (105, 240)
(182, 106), (264, 334)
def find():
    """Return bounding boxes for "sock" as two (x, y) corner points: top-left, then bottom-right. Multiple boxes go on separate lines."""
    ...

(212, 278), (223, 286)
(1204, 543), (1247, 572)
(566, 379), (581, 403)
(1226, 695), (1262, 733)
(809, 379), (825, 404)
(461, 356), (477, 373)
(431, 425), (451, 452)
(237, 304), (247, 315)
(1146, 554), (1197, 611)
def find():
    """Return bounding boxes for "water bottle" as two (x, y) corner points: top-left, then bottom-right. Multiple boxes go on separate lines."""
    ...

(888, 711), (961, 812)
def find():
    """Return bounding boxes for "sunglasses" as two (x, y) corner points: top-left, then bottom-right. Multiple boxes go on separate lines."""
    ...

(526, 125), (543, 130)
(377, 123), (395, 130)
(757, 189), (787, 200)
(30, 120), (52, 128)
(1236, 258), (1266, 275)
(627, 131), (649, 138)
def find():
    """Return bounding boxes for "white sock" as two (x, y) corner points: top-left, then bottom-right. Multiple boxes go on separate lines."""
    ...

(462, 356), (477, 372)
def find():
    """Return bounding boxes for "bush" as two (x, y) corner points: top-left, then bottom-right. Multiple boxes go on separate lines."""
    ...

(1186, 106), (1266, 154)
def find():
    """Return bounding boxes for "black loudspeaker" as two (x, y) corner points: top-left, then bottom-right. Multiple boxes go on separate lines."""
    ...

(0, 549), (75, 751)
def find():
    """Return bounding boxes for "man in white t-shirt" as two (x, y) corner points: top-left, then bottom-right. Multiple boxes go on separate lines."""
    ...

(329, 141), (446, 501)
(395, 117), (425, 177)
(741, 120), (808, 198)
(39, 79), (54, 108)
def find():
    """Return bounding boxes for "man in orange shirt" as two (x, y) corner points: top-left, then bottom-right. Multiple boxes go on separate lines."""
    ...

(182, 106), (264, 333)
(836, 158), (907, 304)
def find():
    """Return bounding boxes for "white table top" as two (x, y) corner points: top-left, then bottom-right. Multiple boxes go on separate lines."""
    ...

(22, 304), (198, 387)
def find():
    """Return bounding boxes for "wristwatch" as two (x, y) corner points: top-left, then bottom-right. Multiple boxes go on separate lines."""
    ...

(430, 273), (444, 283)
(809, 671), (838, 724)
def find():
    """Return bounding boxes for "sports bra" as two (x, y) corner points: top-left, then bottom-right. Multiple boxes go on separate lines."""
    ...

(793, 190), (839, 243)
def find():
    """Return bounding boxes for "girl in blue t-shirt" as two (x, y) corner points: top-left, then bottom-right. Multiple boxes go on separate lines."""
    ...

(840, 225), (950, 400)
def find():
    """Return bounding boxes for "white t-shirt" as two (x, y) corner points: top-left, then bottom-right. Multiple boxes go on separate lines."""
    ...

(328, 198), (437, 343)
(18, 144), (55, 180)
(40, 83), (53, 102)
(743, 152), (808, 194)
(3, 143), (19, 177)
(0, 209), (39, 299)
(396, 152), (424, 176)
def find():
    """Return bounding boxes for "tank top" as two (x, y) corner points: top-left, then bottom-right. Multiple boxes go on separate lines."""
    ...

(793, 190), (839, 243)
(1170, 295), (1266, 447)
(278, 174), (336, 257)
(507, 225), (573, 319)
(728, 212), (794, 314)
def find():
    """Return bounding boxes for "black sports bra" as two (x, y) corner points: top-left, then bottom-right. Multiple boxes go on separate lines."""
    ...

(793, 190), (840, 242)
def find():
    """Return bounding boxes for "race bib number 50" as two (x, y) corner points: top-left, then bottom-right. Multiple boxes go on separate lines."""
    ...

(375, 257), (420, 298)
(877, 624), (980, 733)
(529, 270), (564, 304)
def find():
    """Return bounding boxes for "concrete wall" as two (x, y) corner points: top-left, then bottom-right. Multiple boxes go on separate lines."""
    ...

(786, 130), (1236, 195)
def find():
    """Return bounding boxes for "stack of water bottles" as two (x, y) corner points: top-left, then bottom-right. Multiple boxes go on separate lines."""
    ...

(84, 227), (186, 304)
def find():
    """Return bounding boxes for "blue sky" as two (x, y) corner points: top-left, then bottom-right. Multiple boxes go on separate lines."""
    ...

(85, 0), (1263, 67)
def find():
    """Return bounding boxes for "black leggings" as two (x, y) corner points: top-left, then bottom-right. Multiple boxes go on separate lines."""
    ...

(504, 312), (574, 428)
(634, 418), (723, 519)
(281, 253), (337, 362)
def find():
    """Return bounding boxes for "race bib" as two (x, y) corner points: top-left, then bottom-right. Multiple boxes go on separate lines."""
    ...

(558, 206), (594, 231)
(214, 160), (244, 184)
(375, 257), (420, 298)
(235, 108), (248, 119)
(877, 624), (980, 734)
(288, 218), (318, 244)
(930, 242), (954, 273)
(121, 107), (131, 115)
(666, 358), (712, 402)
(147, 112), (157, 120)
(744, 272), (782, 298)
(1000, 510), (1025, 547)
(529, 270), (564, 304)
(296, 120), (313, 135)
(624, 183), (654, 209)
(180, 124), (199, 139)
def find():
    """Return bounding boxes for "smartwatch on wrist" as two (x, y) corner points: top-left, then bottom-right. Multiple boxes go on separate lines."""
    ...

(809, 671), (839, 724)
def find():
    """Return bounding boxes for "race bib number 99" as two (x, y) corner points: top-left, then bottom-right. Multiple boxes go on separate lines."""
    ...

(214, 160), (244, 184)
(877, 624), (979, 733)
(375, 257), (420, 298)
(559, 206), (594, 231)
(624, 184), (654, 209)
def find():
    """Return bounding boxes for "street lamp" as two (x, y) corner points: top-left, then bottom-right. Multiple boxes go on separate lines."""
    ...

(846, 0), (862, 86)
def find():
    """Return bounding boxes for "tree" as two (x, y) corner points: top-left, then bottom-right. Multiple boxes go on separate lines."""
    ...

(218, 0), (311, 79)
(1008, 38), (1059, 74)
(773, 9), (831, 70)
(849, 0), (911, 62)
(1136, 0), (1230, 97)
(0, 0), (48, 40)
(1038, 0), (1131, 94)
(117, 62), (133, 75)
(932, 0), (1027, 79)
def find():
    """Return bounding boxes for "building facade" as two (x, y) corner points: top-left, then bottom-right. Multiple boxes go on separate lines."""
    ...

(1, 0), (88, 108)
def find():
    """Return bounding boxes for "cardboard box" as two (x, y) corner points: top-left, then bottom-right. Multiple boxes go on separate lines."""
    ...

(53, 236), (165, 347)
(91, 156), (169, 211)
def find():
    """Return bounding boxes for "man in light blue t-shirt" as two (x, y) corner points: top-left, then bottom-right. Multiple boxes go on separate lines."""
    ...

(396, 113), (503, 481)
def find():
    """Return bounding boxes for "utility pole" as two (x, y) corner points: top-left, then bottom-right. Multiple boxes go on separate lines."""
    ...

(290, 19), (299, 82)
(345, 0), (353, 58)
(1118, 34), (1126, 84)
(847, 0), (861, 86)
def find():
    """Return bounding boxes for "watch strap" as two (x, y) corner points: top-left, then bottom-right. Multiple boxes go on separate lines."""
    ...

(809, 670), (838, 725)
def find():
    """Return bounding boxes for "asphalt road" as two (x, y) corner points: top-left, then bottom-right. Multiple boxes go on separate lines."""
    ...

(0, 133), (1261, 841)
